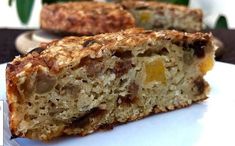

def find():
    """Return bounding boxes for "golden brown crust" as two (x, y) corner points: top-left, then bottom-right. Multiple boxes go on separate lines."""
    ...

(40, 2), (135, 35)
(7, 28), (211, 77)
(6, 28), (212, 84)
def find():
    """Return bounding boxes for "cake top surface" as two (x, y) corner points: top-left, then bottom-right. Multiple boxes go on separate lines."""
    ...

(7, 28), (211, 77)
(43, 1), (124, 13)
(121, 0), (201, 12)
(40, 1), (136, 35)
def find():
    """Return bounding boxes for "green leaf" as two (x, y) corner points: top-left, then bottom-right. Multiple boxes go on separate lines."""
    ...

(16, 0), (34, 24)
(173, 0), (189, 5)
(42, 0), (60, 4)
(159, 0), (189, 6)
(8, 0), (13, 6)
(42, 0), (81, 4)
(215, 15), (228, 29)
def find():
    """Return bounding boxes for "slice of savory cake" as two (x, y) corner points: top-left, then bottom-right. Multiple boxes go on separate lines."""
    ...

(6, 28), (215, 141)
(121, 0), (202, 32)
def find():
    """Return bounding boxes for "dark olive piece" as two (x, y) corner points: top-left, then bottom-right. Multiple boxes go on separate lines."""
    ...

(189, 40), (207, 58)
(83, 39), (97, 48)
(27, 47), (45, 55)
(10, 134), (18, 140)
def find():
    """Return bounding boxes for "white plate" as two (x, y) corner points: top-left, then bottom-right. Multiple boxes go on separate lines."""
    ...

(15, 30), (62, 54)
(1, 61), (235, 146)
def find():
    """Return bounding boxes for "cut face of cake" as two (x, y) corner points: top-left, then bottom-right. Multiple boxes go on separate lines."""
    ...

(40, 1), (202, 36)
(121, 0), (202, 32)
(6, 28), (215, 141)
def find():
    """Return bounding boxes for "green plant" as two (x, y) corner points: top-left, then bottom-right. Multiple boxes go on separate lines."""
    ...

(159, 0), (189, 5)
(42, 0), (83, 4)
(9, 0), (34, 24)
(8, 0), (82, 24)
(215, 15), (228, 29)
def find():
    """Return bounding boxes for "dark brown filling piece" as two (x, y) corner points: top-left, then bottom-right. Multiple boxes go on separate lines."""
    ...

(189, 40), (207, 58)
(27, 47), (45, 55)
(113, 50), (133, 58)
(69, 107), (106, 128)
(74, 57), (104, 77)
(83, 39), (98, 48)
(117, 82), (139, 105)
(10, 134), (19, 140)
(138, 47), (169, 57)
(35, 70), (56, 94)
(174, 39), (207, 58)
(113, 60), (133, 78)
(194, 77), (206, 95)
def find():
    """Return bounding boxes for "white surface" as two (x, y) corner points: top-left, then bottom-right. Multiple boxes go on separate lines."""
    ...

(32, 30), (61, 42)
(1, 61), (235, 146)
(0, 64), (19, 146)
(0, 101), (3, 145)
(0, 0), (235, 28)
(15, 30), (61, 54)
(189, 0), (235, 28)
(0, 0), (42, 29)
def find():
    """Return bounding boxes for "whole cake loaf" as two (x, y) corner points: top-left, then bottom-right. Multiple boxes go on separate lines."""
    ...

(40, 1), (202, 35)
(6, 28), (214, 141)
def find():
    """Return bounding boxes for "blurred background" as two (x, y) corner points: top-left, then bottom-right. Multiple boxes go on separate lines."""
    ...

(0, 0), (234, 64)
(0, 0), (234, 28)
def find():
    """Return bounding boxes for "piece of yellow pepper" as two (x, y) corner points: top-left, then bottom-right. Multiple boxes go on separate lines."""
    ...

(144, 58), (166, 84)
(199, 54), (214, 74)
